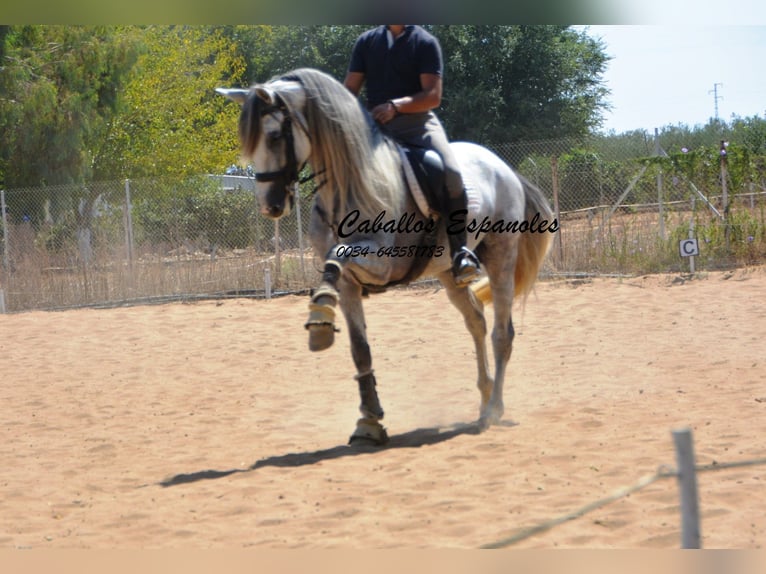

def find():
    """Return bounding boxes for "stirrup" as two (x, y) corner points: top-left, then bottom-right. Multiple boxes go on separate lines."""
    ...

(452, 247), (481, 286)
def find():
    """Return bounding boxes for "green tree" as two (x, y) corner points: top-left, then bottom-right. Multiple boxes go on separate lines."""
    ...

(0, 25), (140, 241)
(111, 26), (247, 178)
(228, 25), (610, 150)
(223, 25), (364, 85)
(0, 26), (139, 189)
(433, 25), (610, 145)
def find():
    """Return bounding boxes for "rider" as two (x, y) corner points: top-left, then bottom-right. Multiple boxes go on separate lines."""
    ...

(343, 25), (481, 287)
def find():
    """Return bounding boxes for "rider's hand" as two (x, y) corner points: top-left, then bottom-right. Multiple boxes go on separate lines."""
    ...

(372, 101), (398, 124)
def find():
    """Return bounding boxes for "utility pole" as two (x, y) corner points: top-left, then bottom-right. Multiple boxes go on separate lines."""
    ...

(709, 83), (723, 120)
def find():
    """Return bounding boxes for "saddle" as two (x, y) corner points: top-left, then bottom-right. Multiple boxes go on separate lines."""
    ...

(397, 144), (447, 219)
(358, 145), (445, 292)
(346, 134), (449, 294)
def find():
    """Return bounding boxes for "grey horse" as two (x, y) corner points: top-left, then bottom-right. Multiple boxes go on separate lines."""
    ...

(217, 68), (555, 445)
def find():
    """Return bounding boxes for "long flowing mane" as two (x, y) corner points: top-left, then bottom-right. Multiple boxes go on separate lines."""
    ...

(278, 68), (405, 218)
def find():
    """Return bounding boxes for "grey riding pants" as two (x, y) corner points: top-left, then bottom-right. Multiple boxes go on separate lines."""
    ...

(382, 111), (464, 203)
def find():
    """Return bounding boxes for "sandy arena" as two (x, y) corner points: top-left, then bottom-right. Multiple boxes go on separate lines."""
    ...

(1, 267), (765, 549)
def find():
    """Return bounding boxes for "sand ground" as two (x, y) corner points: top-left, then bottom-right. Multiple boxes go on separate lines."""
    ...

(1, 267), (764, 549)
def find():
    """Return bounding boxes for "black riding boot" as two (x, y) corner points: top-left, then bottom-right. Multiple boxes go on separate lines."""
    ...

(447, 191), (481, 287)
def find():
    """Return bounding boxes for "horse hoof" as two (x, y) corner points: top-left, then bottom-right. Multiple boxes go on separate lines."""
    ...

(308, 324), (335, 352)
(478, 409), (504, 431)
(477, 416), (491, 432)
(349, 419), (389, 446)
(305, 297), (338, 352)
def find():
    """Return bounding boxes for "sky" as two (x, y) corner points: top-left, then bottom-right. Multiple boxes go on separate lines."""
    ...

(580, 25), (766, 134)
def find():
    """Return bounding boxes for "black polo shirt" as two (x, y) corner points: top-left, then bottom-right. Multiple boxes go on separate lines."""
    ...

(348, 25), (443, 109)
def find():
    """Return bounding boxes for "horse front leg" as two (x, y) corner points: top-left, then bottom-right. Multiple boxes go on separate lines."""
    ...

(305, 259), (343, 352)
(303, 241), (390, 445)
(305, 240), (390, 352)
(338, 279), (388, 446)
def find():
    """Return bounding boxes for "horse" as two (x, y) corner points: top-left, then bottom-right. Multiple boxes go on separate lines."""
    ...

(217, 67), (554, 446)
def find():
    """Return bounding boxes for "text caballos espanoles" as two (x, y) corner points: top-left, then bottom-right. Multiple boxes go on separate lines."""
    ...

(337, 209), (559, 240)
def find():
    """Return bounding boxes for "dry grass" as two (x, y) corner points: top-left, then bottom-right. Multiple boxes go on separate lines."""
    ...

(553, 202), (766, 275)
(1, 240), (320, 312)
(2, 199), (764, 312)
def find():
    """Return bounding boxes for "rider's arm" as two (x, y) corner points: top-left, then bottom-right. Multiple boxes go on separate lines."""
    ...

(388, 73), (442, 115)
(343, 71), (365, 97)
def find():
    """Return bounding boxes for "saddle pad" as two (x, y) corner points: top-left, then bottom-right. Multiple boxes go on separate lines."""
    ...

(396, 145), (440, 220)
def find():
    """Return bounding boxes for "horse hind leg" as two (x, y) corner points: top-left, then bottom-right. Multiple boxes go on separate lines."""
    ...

(481, 262), (517, 428)
(437, 271), (493, 426)
(483, 306), (513, 427)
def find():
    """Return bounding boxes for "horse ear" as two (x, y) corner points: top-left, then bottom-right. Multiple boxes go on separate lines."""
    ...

(215, 88), (250, 106)
(254, 85), (277, 106)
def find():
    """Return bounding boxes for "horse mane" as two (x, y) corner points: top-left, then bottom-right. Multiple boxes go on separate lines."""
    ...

(273, 68), (405, 219)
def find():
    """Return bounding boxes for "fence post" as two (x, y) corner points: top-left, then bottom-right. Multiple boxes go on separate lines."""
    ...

(672, 427), (701, 548)
(1, 189), (9, 274)
(264, 265), (272, 299)
(273, 218), (281, 283)
(688, 196), (696, 274)
(720, 140), (730, 251)
(294, 190), (306, 279)
(1, 188), (9, 313)
(550, 156), (563, 267)
(124, 179), (135, 293)
(655, 128), (665, 241)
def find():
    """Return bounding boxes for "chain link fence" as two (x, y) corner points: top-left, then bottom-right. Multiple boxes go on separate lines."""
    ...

(2, 136), (765, 312)
(492, 136), (766, 276)
(0, 176), (321, 312)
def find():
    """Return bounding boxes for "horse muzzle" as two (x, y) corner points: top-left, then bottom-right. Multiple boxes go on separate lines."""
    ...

(260, 185), (295, 219)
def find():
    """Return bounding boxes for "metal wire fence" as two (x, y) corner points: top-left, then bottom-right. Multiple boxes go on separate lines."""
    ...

(1, 136), (765, 312)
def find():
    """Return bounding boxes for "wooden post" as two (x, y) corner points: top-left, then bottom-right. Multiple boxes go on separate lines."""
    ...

(550, 156), (563, 267)
(672, 428), (701, 548)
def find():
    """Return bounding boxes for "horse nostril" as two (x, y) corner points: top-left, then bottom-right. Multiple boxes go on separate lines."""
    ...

(264, 205), (283, 218)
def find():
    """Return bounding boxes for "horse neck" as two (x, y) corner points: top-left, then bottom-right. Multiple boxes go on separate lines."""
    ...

(310, 120), (404, 223)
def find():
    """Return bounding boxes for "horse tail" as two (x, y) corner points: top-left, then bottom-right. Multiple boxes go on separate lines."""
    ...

(471, 173), (554, 305)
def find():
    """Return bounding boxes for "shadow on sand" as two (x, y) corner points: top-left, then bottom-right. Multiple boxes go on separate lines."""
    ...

(158, 420), (511, 488)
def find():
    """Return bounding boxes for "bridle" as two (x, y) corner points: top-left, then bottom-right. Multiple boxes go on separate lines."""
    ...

(254, 95), (323, 192)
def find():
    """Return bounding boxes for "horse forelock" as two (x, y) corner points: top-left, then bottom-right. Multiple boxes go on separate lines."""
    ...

(238, 83), (300, 159)
(238, 91), (265, 159)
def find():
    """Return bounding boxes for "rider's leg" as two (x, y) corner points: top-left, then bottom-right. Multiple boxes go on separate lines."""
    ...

(423, 117), (481, 286)
(384, 112), (481, 286)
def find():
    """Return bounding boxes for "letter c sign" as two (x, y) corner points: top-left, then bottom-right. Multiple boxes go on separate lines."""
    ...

(679, 238), (700, 257)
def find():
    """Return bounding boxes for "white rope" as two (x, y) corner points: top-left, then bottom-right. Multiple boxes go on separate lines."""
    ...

(481, 456), (766, 549)
(481, 466), (674, 549)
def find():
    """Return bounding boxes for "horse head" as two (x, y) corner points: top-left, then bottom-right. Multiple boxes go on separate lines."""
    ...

(216, 80), (310, 219)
